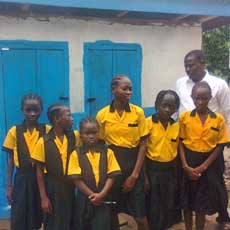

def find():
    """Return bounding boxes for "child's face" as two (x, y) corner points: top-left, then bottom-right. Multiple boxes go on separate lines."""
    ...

(191, 87), (211, 112)
(112, 77), (132, 103)
(157, 94), (177, 121)
(80, 122), (99, 146)
(57, 107), (73, 129)
(22, 99), (42, 122)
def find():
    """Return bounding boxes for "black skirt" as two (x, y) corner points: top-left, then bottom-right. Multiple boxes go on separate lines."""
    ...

(11, 169), (42, 230)
(74, 191), (113, 230)
(146, 157), (181, 230)
(108, 145), (146, 218)
(180, 148), (228, 215)
(43, 175), (75, 230)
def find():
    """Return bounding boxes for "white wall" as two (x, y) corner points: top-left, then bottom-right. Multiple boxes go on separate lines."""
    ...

(0, 16), (202, 111)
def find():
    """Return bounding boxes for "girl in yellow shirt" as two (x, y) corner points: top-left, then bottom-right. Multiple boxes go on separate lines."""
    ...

(179, 81), (228, 230)
(68, 117), (121, 230)
(145, 90), (180, 230)
(2, 93), (49, 230)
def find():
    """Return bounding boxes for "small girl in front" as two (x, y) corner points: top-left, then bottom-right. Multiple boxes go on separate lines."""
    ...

(68, 117), (121, 230)
(179, 81), (228, 230)
(145, 90), (181, 230)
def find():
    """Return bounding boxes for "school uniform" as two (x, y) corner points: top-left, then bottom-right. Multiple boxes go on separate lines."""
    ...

(68, 142), (121, 230)
(179, 109), (228, 215)
(96, 101), (148, 217)
(31, 128), (79, 230)
(2, 122), (50, 230)
(145, 114), (180, 230)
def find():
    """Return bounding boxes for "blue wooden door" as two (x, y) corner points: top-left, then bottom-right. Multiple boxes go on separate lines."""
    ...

(84, 41), (142, 117)
(0, 41), (69, 218)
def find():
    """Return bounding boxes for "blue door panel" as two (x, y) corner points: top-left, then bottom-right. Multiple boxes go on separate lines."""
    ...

(113, 49), (142, 106)
(2, 49), (37, 129)
(84, 48), (113, 117)
(37, 50), (69, 122)
(0, 51), (8, 218)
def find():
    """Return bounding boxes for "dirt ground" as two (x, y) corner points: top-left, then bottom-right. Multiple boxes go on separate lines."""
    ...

(1, 148), (230, 230)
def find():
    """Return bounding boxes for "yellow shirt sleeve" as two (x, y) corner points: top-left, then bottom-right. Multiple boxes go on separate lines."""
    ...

(67, 150), (82, 175)
(31, 137), (45, 163)
(3, 126), (16, 151)
(217, 115), (228, 144)
(179, 112), (186, 140)
(45, 125), (52, 133)
(96, 110), (105, 140)
(74, 130), (81, 147)
(107, 148), (121, 175)
(137, 108), (148, 138)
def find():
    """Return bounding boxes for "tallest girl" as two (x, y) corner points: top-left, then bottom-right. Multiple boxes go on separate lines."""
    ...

(96, 74), (149, 230)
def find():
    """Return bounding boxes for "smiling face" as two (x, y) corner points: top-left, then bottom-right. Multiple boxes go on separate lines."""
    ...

(156, 93), (177, 121)
(112, 77), (132, 103)
(22, 99), (42, 123)
(80, 122), (99, 146)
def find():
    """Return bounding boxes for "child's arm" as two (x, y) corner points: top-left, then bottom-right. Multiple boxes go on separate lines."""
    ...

(179, 140), (200, 180)
(194, 145), (222, 175)
(6, 151), (14, 205)
(89, 178), (114, 206)
(36, 165), (52, 214)
(73, 178), (94, 197)
(123, 136), (147, 192)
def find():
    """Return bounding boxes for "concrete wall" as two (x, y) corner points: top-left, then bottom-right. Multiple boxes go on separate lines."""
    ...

(0, 16), (202, 112)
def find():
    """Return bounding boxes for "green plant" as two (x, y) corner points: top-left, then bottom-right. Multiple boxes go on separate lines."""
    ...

(202, 25), (230, 83)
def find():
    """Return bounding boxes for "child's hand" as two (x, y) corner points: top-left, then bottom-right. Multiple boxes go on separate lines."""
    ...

(194, 165), (206, 175)
(41, 196), (52, 214)
(184, 166), (201, 180)
(89, 193), (104, 206)
(122, 175), (137, 193)
(6, 186), (13, 205)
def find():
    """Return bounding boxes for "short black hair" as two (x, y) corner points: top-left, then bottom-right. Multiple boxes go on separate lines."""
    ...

(184, 50), (205, 64)
(79, 117), (99, 133)
(21, 93), (43, 110)
(47, 103), (66, 125)
(155, 90), (180, 111)
(111, 74), (130, 90)
(191, 81), (212, 97)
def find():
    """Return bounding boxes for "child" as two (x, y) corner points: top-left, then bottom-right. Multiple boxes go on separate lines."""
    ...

(2, 93), (49, 230)
(179, 81), (228, 230)
(31, 104), (79, 230)
(68, 117), (121, 230)
(145, 90), (181, 230)
(96, 75), (149, 230)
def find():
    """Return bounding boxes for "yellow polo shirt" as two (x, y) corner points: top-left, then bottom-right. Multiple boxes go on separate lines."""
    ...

(31, 130), (79, 174)
(3, 125), (51, 167)
(146, 115), (179, 162)
(96, 103), (148, 148)
(179, 110), (228, 153)
(68, 148), (121, 187)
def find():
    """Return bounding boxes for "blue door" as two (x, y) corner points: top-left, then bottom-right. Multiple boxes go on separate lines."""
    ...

(0, 41), (69, 218)
(83, 41), (142, 117)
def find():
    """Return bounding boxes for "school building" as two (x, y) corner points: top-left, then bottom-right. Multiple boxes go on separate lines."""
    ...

(0, 0), (229, 218)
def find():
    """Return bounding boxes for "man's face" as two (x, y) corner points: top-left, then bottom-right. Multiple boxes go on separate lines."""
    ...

(184, 55), (205, 82)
